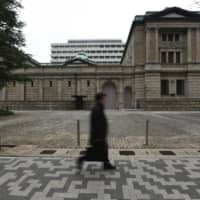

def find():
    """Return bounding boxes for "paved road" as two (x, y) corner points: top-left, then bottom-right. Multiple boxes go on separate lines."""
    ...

(0, 157), (200, 200)
(0, 111), (200, 148)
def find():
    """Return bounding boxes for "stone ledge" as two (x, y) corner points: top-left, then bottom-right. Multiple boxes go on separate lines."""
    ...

(0, 145), (199, 158)
(0, 101), (93, 110)
(139, 98), (200, 111)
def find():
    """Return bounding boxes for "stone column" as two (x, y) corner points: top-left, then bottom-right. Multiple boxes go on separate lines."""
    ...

(170, 80), (176, 96)
(77, 79), (81, 96)
(187, 28), (192, 63)
(145, 73), (161, 98)
(132, 76), (135, 108)
(96, 79), (100, 93)
(58, 80), (62, 101)
(1, 87), (6, 101)
(196, 28), (200, 63)
(146, 28), (151, 63)
(155, 28), (159, 63)
(118, 78), (124, 109)
(39, 80), (44, 101)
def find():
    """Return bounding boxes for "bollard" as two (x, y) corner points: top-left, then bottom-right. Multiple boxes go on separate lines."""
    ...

(0, 136), (1, 151)
(145, 120), (149, 146)
(77, 120), (80, 147)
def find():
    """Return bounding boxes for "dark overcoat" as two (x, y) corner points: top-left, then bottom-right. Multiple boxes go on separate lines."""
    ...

(90, 102), (108, 145)
(84, 102), (109, 162)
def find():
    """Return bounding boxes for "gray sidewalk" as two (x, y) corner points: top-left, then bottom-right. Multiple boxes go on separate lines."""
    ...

(0, 156), (200, 200)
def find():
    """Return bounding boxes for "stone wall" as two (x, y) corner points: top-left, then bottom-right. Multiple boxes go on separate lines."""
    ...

(0, 100), (95, 111)
(145, 73), (161, 98)
(187, 73), (200, 98)
(139, 98), (200, 111)
(0, 101), (74, 110)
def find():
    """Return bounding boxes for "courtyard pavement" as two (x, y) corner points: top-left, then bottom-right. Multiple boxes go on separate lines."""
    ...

(0, 156), (200, 200)
(0, 110), (200, 148)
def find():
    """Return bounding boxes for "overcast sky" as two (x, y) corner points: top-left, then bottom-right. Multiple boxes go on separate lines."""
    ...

(20, 0), (198, 63)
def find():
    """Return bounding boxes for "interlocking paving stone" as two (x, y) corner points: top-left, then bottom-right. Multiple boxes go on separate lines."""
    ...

(0, 157), (200, 200)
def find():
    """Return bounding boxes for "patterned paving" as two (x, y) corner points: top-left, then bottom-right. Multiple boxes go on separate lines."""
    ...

(0, 157), (200, 200)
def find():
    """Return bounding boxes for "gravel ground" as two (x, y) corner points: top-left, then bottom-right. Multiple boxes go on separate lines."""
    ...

(0, 110), (200, 148)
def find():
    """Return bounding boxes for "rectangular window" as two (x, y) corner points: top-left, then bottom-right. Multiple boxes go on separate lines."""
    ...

(161, 80), (169, 96)
(161, 52), (167, 64)
(50, 81), (53, 87)
(162, 34), (167, 41)
(168, 52), (174, 64)
(168, 34), (173, 42)
(176, 80), (185, 96)
(87, 80), (90, 87)
(175, 34), (180, 42)
(68, 81), (71, 87)
(31, 81), (34, 87)
(13, 81), (16, 87)
(176, 52), (181, 64)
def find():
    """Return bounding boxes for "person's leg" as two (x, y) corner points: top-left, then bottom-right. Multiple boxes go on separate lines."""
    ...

(77, 147), (92, 170)
(77, 146), (97, 170)
(76, 155), (86, 170)
(102, 142), (116, 170)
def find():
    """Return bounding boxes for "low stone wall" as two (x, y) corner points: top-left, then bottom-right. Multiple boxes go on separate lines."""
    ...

(138, 98), (200, 111)
(2, 99), (200, 111)
(0, 101), (94, 111)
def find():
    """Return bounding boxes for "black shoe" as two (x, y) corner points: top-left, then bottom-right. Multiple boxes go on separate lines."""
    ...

(77, 157), (84, 170)
(103, 162), (116, 170)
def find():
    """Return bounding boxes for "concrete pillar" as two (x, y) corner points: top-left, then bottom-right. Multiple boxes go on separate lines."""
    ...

(187, 73), (200, 97)
(170, 80), (176, 95)
(58, 80), (62, 100)
(132, 76), (135, 108)
(155, 28), (159, 63)
(118, 78), (124, 109)
(196, 28), (200, 63)
(1, 87), (6, 101)
(187, 28), (192, 63)
(39, 80), (44, 101)
(146, 28), (151, 63)
(96, 79), (100, 93)
(145, 73), (161, 99)
(77, 79), (81, 96)
(173, 52), (176, 64)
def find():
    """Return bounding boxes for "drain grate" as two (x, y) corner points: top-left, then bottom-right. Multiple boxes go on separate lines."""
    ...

(119, 151), (135, 156)
(0, 145), (16, 148)
(160, 151), (176, 156)
(40, 150), (56, 155)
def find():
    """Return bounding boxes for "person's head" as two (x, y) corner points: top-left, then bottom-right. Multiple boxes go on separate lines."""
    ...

(95, 93), (107, 105)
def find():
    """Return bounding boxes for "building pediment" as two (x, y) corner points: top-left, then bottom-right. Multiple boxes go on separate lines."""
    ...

(161, 13), (186, 18)
(146, 7), (200, 20)
(63, 57), (97, 67)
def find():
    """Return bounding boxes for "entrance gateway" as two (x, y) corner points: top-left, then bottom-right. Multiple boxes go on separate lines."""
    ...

(102, 82), (117, 109)
(124, 87), (132, 108)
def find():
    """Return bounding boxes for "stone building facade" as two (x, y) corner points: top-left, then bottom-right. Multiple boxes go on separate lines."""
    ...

(122, 7), (200, 110)
(0, 57), (134, 110)
(1, 7), (200, 110)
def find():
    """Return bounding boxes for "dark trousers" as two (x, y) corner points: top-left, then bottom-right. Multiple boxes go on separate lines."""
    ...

(80, 140), (109, 163)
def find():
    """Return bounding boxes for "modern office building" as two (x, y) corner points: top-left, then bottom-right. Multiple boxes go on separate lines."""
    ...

(1, 7), (200, 111)
(51, 39), (125, 63)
